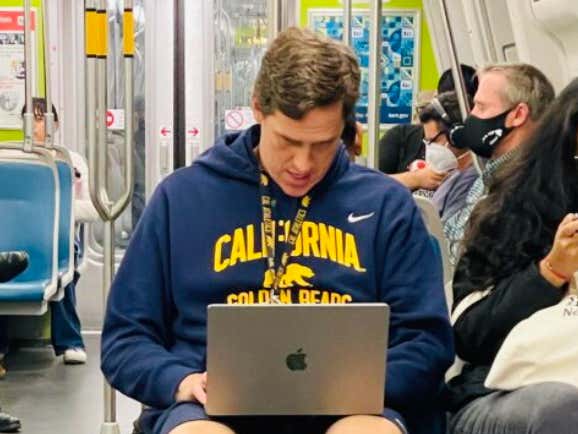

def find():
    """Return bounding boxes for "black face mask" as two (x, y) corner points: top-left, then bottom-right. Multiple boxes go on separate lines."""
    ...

(450, 109), (513, 158)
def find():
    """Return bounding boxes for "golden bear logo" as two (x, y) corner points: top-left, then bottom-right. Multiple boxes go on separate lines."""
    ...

(263, 263), (315, 289)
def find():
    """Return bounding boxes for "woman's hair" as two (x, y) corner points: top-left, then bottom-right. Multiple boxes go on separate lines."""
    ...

(460, 77), (578, 287)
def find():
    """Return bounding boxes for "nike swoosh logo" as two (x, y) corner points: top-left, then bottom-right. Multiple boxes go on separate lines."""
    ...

(347, 212), (375, 224)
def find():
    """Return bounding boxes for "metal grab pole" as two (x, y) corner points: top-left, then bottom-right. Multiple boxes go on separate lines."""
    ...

(96, 3), (117, 431)
(280, 0), (296, 30)
(43, 0), (55, 149)
(367, 0), (382, 170)
(102, 220), (118, 434)
(267, 0), (282, 41)
(438, 0), (484, 175)
(343, 0), (352, 47)
(98, 1), (115, 431)
(114, 0), (135, 217)
(86, 0), (106, 221)
(23, 0), (33, 152)
(84, 1), (135, 433)
(96, 0), (111, 211)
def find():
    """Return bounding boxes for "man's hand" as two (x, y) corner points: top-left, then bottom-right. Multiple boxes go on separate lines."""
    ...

(414, 166), (448, 190)
(175, 372), (207, 405)
(391, 167), (448, 191)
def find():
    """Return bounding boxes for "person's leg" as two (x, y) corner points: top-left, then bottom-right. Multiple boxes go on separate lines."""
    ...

(326, 415), (403, 434)
(0, 318), (9, 355)
(154, 404), (407, 434)
(50, 271), (85, 360)
(449, 382), (578, 434)
(319, 408), (407, 434)
(150, 402), (241, 434)
(0, 317), (10, 378)
(168, 421), (234, 434)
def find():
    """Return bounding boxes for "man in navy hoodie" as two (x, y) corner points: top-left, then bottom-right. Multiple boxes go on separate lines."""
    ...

(101, 27), (454, 434)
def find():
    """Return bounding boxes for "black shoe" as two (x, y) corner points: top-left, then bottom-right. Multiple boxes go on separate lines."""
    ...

(0, 252), (28, 283)
(0, 410), (20, 433)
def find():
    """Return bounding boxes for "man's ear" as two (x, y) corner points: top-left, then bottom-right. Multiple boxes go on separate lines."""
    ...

(508, 102), (531, 128)
(251, 96), (264, 123)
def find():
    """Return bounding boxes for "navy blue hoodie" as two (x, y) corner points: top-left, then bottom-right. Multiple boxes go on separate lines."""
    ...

(101, 125), (454, 431)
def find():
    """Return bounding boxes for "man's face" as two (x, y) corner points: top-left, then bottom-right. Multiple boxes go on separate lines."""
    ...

(33, 117), (45, 143)
(253, 101), (344, 198)
(470, 72), (511, 119)
(423, 121), (448, 146)
(31, 116), (58, 144)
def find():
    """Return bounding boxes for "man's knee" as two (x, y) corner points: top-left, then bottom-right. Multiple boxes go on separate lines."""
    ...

(168, 420), (235, 434)
(326, 415), (402, 434)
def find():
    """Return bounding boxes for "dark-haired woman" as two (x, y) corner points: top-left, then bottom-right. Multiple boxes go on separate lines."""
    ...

(448, 78), (578, 433)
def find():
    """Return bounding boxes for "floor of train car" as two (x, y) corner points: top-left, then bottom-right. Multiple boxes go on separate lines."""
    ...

(0, 334), (140, 434)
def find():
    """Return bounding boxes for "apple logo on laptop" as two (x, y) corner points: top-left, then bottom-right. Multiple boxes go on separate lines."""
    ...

(286, 348), (307, 371)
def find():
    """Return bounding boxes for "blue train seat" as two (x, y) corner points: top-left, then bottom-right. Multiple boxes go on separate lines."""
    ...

(0, 149), (60, 315)
(413, 195), (453, 310)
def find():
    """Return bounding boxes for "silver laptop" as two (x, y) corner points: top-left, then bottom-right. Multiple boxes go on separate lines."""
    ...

(206, 303), (389, 416)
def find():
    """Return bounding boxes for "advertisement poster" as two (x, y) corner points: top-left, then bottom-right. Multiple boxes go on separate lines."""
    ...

(0, 8), (36, 129)
(309, 9), (420, 125)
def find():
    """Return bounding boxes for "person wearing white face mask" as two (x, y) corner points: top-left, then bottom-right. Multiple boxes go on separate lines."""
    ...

(403, 92), (477, 213)
(380, 65), (479, 189)
(416, 92), (480, 222)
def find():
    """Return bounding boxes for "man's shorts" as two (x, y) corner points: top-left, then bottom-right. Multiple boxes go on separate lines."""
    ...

(139, 402), (408, 434)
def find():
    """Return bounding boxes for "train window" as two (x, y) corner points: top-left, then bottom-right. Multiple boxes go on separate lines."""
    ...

(214, 0), (268, 137)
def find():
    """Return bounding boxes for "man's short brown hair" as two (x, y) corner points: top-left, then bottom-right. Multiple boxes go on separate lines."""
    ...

(479, 64), (555, 121)
(253, 27), (360, 120)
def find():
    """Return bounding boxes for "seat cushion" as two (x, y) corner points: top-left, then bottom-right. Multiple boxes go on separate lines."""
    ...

(0, 279), (51, 302)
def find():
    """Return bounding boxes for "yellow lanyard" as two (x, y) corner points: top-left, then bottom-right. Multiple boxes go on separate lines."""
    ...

(260, 173), (311, 303)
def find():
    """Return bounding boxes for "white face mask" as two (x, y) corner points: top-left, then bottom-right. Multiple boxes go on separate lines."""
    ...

(425, 142), (458, 173)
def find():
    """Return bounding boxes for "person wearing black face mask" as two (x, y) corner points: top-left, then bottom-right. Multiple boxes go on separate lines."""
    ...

(442, 64), (555, 264)
(451, 106), (514, 159)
